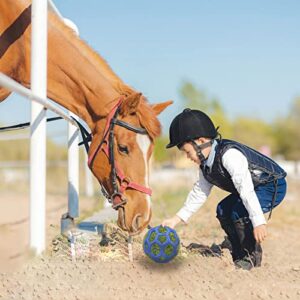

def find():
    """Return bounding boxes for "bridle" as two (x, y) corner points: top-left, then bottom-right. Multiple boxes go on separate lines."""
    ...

(87, 98), (152, 210)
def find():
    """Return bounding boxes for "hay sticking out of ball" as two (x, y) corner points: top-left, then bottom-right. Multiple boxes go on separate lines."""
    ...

(143, 225), (180, 263)
(50, 223), (191, 263)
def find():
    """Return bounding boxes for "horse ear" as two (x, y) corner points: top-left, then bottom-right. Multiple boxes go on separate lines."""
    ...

(151, 100), (173, 115)
(120, 93), (142, 116)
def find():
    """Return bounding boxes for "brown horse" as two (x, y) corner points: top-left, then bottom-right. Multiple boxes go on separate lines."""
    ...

(0, 0), (172, 235)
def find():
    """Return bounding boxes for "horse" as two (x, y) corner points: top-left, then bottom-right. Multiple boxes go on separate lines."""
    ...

(0, 0), (172, 235)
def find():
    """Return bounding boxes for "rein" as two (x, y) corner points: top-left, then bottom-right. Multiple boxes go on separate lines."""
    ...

(0, 117), (62, 132)
(87, 98), (152, 210)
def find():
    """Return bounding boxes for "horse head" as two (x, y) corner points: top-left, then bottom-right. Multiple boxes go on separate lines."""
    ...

(89, 92), (172, 235)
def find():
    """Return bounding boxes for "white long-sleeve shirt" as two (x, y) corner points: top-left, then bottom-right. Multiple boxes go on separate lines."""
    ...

(176, 141), (267, 227)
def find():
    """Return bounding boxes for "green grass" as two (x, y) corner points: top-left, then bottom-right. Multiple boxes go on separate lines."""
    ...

(151, 187), (191, 220)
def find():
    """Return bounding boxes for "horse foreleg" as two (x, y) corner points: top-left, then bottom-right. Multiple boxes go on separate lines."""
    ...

(0, 88), (11, 102)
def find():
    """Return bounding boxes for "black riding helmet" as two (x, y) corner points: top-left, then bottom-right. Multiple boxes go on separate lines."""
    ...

(166, 108), (218, 149)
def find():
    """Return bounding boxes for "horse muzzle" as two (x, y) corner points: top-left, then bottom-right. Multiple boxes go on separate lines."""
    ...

(117, 207), (150, 235)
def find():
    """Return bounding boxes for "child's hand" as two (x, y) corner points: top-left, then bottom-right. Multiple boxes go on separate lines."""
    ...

(161, 215), (182, 229)
(253, 224), (267, 243)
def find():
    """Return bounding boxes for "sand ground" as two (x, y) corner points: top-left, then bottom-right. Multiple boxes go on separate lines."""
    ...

(0, 178), (300, 300)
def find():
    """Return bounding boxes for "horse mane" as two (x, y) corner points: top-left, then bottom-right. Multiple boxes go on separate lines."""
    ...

(49, 12), (134, 97)
(49, 13), (161, 140)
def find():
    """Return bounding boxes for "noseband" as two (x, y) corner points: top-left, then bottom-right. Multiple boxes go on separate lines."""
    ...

(87, 98), (152, 210)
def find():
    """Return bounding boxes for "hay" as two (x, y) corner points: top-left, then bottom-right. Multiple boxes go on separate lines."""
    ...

(50, 223), (143, 262)
(50, 223), (193, 263)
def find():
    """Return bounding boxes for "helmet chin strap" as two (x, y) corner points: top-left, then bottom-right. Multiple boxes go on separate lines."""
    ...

(190, 140), (214, 165)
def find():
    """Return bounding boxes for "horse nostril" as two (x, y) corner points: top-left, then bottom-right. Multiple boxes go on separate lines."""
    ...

(136, 215), (141, 229)
(132, 214), (142, 232)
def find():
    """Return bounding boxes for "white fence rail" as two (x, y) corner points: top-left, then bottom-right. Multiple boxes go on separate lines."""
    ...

(0, 0), (80, 254)
(0, 74), (76, 125)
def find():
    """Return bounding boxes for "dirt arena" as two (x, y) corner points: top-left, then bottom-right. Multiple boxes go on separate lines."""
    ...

(0, 177), (300, 300)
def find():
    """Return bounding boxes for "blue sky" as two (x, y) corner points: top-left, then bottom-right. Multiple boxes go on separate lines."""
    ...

(1, 0), (300, 139)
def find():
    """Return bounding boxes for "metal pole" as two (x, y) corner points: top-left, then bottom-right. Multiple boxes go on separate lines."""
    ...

(68, 112), (79, 218)
(30, 0), (48, 254)
(61, 12), (81, 234)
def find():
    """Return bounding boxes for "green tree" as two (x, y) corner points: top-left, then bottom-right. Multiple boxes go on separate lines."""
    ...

(153, 136), (169, 163)
(273, 97), (300, 160)
(232, 117), (275, 152)
(179, 80), (209, 110)
(179, 80), (233, 138)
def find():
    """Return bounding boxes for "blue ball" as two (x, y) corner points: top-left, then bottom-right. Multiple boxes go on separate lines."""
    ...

(143, 225), (180, 263)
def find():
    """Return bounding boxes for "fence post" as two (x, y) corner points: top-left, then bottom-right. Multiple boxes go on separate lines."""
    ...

(68, 113), (79, 217)
(30, 0), (48, 254)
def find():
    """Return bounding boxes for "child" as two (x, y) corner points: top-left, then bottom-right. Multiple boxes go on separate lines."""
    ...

(162, 108), (287, 270)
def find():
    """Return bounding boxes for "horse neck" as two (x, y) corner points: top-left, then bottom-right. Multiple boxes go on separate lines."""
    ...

(1, 2), (124, 133)
(15, 8), (121, 133)
(46, 54), (119, 133)
(47, 17), (124, 133)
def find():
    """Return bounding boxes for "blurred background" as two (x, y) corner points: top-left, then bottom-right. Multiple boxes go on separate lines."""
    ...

(0, 0), (300, 271)
(1, 0), (300, 187)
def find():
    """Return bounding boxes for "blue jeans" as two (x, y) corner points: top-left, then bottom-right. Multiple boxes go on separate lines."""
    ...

(216, 178), (287, 222)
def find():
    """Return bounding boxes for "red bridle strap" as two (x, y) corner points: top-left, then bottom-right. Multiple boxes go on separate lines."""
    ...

(101, 144), (152, 196)
(88, 98), (122, 167)
(88, 98), (152, 198)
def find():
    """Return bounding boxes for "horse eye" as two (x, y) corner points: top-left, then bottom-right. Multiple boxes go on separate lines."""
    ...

(118, 144), (129, 154)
